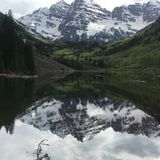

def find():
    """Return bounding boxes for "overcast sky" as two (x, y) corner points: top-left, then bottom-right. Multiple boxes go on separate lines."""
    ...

(0, 0), (151, 19)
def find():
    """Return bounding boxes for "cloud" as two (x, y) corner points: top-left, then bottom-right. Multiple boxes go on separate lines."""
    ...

(0, 0), (57, 18)
(0, 121), (160, 160)
(113, 135), (160, 158)
(0, 0), (152, 18)
(0, 0), (72, 18)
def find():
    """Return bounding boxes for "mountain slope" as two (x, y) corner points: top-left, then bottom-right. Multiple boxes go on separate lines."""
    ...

(0, 12), (74, 77)
(0, 13), (35, 74)
(19, 0), (70, 40)
(49, 15), (160, 71)
(34, 53), (74, 77)
(19, 0), (160, 42)
(103, 16), (160, 71)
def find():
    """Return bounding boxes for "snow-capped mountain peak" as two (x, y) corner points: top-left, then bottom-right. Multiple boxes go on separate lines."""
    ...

(19, 0), (160, 42)
(19, 0), (70, 39)
(54, 0), (66, 5)
(50, 0), (69, 10)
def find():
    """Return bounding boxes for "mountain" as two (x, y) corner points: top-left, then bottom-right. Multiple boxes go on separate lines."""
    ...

(19, 0), (160, 42)
(20, 97), (160, 142)
(101, 15), (160, 71)
(50, 13), (160, 71)
(19, 0), (70, 40)
(0, 13), (35, 74)
(0, 12), (74, 77)
(58, 0), (112, 41)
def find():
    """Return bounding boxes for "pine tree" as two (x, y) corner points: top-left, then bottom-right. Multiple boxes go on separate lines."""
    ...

(1, 15), (17, 71)
(0, 14), (35, 74)
(23, 43), (35, 74)
(0, 50), (4, 72)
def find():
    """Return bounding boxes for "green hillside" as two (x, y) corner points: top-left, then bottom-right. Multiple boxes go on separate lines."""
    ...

(50, 17), (160, 72)
(102, 17), (160, 72)
(0, 13), (74, 77)
(1, 12), (160, 74)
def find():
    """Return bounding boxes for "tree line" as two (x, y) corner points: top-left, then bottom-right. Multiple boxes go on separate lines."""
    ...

(0, 13), (35, 74)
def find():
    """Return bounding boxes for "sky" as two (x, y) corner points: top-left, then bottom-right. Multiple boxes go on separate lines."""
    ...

(0, 0), (151, 19)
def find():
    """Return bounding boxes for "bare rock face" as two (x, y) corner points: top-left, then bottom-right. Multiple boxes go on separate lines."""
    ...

(112, 3), (143, 22)
(143, 1), (160, 22)
(49, 0), (70, 18)
(58, 0), (112, 41)
(19, 0), (160, 42)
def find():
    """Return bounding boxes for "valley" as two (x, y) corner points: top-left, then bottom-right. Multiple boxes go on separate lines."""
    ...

(0, 0), (160, 159)
(1, 0), (160, 76)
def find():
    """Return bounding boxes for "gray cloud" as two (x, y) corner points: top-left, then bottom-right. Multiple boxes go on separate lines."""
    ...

(113, 135), (160, 158)
(0, 121), (160, 160)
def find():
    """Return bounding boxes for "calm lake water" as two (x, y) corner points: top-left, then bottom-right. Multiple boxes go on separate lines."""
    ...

(0, 73), (160, 160)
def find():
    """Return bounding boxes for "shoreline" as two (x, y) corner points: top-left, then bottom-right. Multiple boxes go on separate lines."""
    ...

(0, 74), (38, 79)
(1, 68), (160, 79)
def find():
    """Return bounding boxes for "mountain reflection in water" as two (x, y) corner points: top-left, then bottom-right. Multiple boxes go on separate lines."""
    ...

(20, 97), (160, 142)
(0, 73), (160, 160)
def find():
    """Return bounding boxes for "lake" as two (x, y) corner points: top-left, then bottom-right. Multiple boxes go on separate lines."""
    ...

(0, 73), (160, 160)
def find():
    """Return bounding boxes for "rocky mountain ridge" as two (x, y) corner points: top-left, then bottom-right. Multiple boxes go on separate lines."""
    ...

(19, 0), (160, 42)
